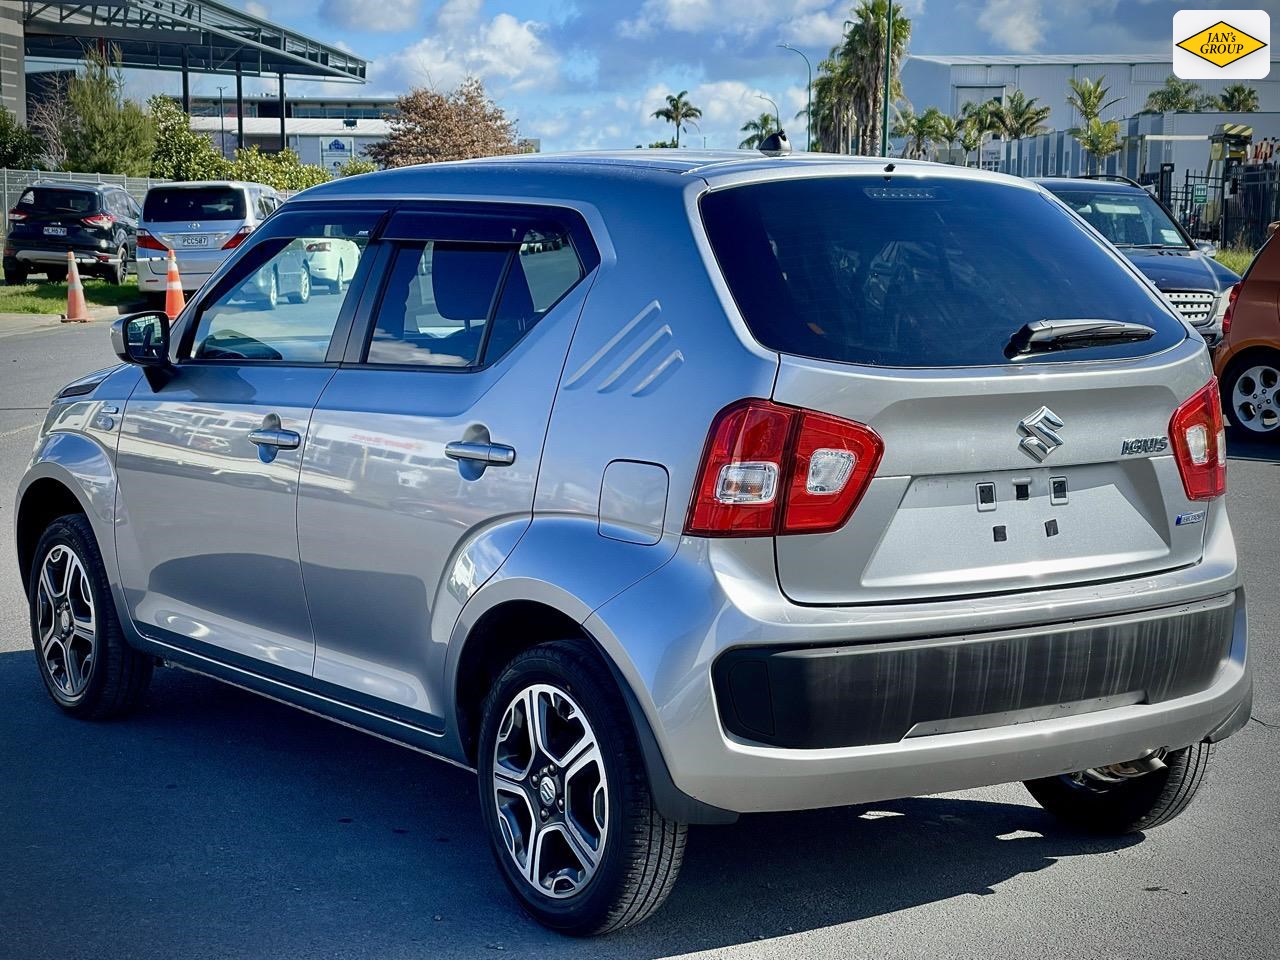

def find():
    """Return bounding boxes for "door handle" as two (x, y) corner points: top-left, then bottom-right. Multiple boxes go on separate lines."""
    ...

(248, 427), (301, 450)
(445, 440), (516, 466)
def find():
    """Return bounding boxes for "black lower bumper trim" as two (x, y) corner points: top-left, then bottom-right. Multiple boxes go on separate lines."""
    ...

(713, 596), (1235, 750)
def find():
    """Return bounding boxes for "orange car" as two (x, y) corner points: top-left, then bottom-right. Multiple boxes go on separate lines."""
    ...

(1214, 236), (1280, 440)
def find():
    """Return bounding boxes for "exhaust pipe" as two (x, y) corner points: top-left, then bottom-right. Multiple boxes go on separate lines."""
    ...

(1082, 750), (1167, 784)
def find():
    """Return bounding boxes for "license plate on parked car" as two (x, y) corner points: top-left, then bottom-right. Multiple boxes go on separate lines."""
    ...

(181, 235), (209, 247)
(43, 226), (67, 236)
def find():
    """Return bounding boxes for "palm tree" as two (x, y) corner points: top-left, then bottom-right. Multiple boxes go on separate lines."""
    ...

(959, 118), (984, 166)
(651, 90), (703, 147)
(893, 107), (942, 159)
(958, 98), (1001, 165)
(738, 112), (778, 149)
(994, 90), (1052, 140)
(1066, 76), (1122, 126)
(933, 114), (962, 163)
(1076, 117), (1123, 175)
(1143, 76), (1218, 113)
(1219, 83), (1260, 112)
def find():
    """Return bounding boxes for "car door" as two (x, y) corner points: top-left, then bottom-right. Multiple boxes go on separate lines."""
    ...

(114, 204), (383, 674)
(296, 204), (599, 724)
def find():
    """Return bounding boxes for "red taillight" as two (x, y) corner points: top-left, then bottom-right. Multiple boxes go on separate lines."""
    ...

(222, 225), (252, 249)
(1221, 283), (1240, 337)
(81, 213), (115, 229)
(137, 229), (167, 251)
(8, 208), (27, 221)
(685, 399), (884, 537)
(1169, 381), (1227, 501)
(305, 241), (330, 253)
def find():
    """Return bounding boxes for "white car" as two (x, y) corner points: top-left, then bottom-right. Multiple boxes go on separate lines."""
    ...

(300, 236), (360, 293)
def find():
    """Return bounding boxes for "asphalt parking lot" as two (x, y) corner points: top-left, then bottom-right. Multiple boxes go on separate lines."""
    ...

(0, 320), (1276, 960)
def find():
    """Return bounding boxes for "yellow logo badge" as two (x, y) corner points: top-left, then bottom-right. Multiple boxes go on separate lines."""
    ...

(1176, 20), (1267, 68)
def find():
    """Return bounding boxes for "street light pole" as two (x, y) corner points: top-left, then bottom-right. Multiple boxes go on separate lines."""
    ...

(880, 2), (894, 157)
(777, 43), (812, 152)
(755, 94), (782, 136)
(216, 85), (227, 158)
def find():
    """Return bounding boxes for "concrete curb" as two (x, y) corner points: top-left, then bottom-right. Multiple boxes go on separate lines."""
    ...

(0, 299), (146, 325)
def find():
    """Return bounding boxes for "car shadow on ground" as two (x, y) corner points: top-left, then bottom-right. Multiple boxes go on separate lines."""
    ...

(0, 651), (1140, 960)
(1227, 432), (1279, 463)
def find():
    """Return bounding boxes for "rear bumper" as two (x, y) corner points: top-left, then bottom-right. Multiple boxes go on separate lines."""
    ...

(136, 254), (209, 292)
(8, 248), (120, 269)
(587, 515), (1250, 817)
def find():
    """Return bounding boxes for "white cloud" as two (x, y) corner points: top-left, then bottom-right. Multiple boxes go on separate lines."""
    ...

(977, 0), (1045, 53)
(372, 11), (560, 95)
(436, 0), (482, 33)
(243, 1), (269, 19)
(319, 0), (423, 32)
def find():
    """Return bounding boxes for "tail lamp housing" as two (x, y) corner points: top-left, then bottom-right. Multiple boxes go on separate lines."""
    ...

(1221, 283), (1240, 337)
(8, 208), (27, 221)
(80, 213), (115, 229)
(222, 225), (253, 250)
(137, 229), (167, 251)
(305, 241), (331, 253)
(686, 399), (884, 537)
(1169, 380), (1226, 501)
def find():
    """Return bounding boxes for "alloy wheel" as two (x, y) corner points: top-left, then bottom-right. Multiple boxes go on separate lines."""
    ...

(298, 265), (310, 302)
(34, 544), (97, 699)
(1230, 363), (1280, 434)
(491, 683), (609, 899)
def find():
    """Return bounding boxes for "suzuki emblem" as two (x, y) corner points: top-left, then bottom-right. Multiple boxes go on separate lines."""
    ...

(1017, 406), (1065, 462)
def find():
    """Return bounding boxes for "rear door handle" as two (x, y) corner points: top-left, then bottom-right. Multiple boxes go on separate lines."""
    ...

(445, 440), (516, 466)
(248, 428), (302, 450)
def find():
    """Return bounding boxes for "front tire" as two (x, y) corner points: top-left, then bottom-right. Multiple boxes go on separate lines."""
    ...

(1024, 743), (1213, 834)
(28, 514), (152, 719)
(477, 641), (686, 936)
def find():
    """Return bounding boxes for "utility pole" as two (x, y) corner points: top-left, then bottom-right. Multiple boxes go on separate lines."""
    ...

(881, 2), (894, 157)
(755, 94), (781, 135)
(216, 85), (227, 158)
(777, 43), (812, 151)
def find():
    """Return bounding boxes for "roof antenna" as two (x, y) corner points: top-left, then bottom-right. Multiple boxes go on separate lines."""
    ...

(758, 130), (792, 157)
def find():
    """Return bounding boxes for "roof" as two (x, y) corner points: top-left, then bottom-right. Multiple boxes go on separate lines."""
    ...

(1033, 177), (1145, 192)
(21, 0), (367, 82)
(145, 181), (274, 190)
(909, 53), (1280, 66)
(24, 180), (117, 193)
(298, 150), (1033, 202)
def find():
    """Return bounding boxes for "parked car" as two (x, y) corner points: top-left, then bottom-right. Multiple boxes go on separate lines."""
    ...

(300, 235), (360, 293)
(3, 181), (138, 285)
(1036, 176), (1239, 345)
(137, 181), (282, 297)
(1213, 234), (1280, 440)
(16, 155), (1250, 936)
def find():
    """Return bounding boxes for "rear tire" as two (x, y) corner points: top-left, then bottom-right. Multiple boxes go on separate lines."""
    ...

(477, 641), (686, 936)
(4, 267), (26, 285)
(1221, 353), (1280, 441)
(27, 514), (152, 720)
(286, 264), (311, 304)
(44, 266), (67, 284)
(108, 246), (128, 285)
(1024, 743), (1213, 834)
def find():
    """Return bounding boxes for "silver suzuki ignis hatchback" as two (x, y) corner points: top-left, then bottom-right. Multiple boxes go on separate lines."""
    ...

(15, 153), (1252, 936)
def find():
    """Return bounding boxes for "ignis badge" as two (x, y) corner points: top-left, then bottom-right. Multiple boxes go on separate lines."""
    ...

(1174, 10), (1270, 79)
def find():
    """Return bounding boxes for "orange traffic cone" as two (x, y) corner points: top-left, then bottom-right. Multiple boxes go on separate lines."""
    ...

(164, 248), (186, 320)
(62, 251), (89, 324)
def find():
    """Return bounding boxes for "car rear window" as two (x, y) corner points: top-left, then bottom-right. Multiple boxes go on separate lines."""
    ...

(17, 188), (98, 215)
(144, 187), (246, 222)
(700, 176), (1187, 367)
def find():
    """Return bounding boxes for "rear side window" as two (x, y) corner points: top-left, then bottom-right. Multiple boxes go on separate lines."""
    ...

(700, 177), (1186, 367)
(144, 187), (246, 222)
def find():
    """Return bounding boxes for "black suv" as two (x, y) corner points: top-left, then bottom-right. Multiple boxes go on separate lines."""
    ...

(1035, 176), (1239, 346)
(4, 182), (139, 286)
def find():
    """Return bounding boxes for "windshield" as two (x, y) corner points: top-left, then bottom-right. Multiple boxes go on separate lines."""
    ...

(1045, 188), (1189, 249)
(144, 187), (246, 222)
(699, 176), (1186, 368)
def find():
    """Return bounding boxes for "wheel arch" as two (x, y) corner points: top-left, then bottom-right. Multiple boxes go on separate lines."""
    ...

(16, 475), (89, 593)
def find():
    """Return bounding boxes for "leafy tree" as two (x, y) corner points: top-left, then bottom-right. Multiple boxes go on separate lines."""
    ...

(933, 114), (962, 161)
(811, 0), (911, 155)
(738, 112), (778, 149)
(1075, 117), (1123, 174)
(149, 95), (232, 181)
(0, 109), (42, 169)
(1219, 83), (1260, 112)
(366, 77), (517, 167)
(1066, 76), (1122, 126)
(994, 90), (1052, 140)
(959, 117), (985, 163)
(651, 90), (703, 147)
(638, 139), (678, 148)
(228, 146), (330, 191)
(1143, 76), (1218, 113)
(892, 106), (942, 159)
(63, 48), (155, 176)
(337, 156), (378, 177)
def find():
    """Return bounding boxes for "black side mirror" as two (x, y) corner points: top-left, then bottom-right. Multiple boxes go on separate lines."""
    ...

(110, 311), (171, 366)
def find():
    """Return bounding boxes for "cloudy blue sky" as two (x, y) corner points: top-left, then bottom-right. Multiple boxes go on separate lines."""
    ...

(132, 0), (1279, 149)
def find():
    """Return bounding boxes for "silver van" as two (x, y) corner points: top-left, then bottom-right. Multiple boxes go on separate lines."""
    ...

(15, 153), (1252, 936)
(137, 181), (282, 296)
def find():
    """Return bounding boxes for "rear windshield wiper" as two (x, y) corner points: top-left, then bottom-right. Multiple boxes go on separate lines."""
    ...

(1004, 318), (1157, 358)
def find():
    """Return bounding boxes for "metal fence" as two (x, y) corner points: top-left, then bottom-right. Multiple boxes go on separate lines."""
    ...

(1160, 164), (1280, 250)
(1, 169), (169, 235)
